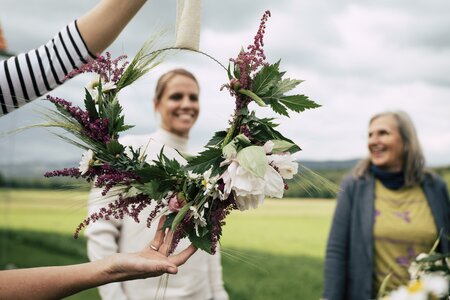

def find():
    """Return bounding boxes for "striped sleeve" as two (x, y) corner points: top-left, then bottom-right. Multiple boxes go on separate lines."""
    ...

(0, 20), (95, 117)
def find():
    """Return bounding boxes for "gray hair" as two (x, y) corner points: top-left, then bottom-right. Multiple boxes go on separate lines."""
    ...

(352, 111), (426, 186)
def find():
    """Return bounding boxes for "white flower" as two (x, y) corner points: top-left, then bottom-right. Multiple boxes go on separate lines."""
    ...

(79, 149), (94, 175)
(263, 140), (274, 153)
(85, 75), (116, 101)
(202, 169), (221, 198)
(267, 153), (298, 179)
(388, 285), (427, 300)
(101, 81), (117, 93)
(421, 273), (449, 297)
(408, 261), (421, 279)
(221, 159), (284, 211)
(190, 206), (207, 236)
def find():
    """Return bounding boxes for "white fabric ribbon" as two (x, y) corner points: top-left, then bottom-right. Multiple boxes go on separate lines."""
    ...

(175, 0), (202, 50)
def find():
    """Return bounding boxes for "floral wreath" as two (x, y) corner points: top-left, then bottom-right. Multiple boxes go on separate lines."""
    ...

(39, 11), (321, 254)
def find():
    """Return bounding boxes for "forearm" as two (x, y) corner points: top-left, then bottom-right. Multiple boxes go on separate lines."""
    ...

(0, 260), (115, 300)
(77, 0), (147, 54)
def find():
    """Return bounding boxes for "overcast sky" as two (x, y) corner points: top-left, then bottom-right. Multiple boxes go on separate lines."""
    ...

(1, 0), (449, 171)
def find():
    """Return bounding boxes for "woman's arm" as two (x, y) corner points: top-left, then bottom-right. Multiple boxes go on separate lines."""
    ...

(0, 221), (197, 300)
(77, 0), (147, 54)
(85, 188), (128, 300)
(0, 0), (148, 116)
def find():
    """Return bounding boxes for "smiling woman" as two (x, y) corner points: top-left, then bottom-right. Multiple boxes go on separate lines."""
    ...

(85, 68), (229, 300)
(323, 110), (450, 300)
(154, 68), (200, 138)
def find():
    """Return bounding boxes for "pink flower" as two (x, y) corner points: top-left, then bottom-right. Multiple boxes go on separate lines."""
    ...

(168, 195), (182, 212)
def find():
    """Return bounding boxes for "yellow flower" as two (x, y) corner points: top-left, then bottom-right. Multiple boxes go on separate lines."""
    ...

(407, 280), (423, 293)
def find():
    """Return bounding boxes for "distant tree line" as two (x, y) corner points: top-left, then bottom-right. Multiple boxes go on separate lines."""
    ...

(1, 165), (449, 199)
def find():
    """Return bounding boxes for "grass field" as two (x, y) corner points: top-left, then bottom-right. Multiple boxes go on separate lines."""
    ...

(0, 189), (336, 300)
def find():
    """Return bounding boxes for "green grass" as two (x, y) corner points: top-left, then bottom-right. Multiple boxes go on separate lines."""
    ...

(0, 189), (335, 300)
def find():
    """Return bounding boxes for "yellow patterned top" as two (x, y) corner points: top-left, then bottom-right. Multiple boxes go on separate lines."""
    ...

(373, 180), (438, 293)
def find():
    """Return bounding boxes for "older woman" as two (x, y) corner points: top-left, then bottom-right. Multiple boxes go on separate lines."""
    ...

(86, 68), (229, 300)
(323, 111), (450, 300)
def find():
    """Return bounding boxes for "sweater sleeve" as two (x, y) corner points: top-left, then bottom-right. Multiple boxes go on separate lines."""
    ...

(84, 187), (128, 300)
(0, 20), (95, 116)
(207, 245), (229, 300)
(323, 176), (354, 300)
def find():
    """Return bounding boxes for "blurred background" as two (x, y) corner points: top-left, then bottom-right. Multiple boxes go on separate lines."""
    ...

(1, 0), (449, 299)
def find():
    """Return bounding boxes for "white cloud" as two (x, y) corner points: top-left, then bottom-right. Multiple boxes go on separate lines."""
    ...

(0, 0), (449, 169)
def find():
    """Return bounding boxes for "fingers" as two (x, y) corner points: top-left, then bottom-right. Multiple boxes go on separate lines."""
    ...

(149, 215), (167, 251)
(168, 244), (198, 266)
(158, 228), (174, 256)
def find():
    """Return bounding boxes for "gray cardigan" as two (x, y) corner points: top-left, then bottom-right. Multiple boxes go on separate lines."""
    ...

(323, 173), (450, 300)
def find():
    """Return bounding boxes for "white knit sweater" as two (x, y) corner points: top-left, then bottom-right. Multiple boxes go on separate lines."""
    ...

(85, 128), (228, 300)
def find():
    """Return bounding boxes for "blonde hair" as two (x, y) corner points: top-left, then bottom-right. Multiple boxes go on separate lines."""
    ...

(154, 68), (199, 102)
(353, 111), (426, 186)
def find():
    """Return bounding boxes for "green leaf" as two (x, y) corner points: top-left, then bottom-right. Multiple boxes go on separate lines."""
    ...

(206, 131), (227, 147)
(268, 100), (289, 117)
(187, 147), (223, 176)
(171, 204), (191, 231)
(84, 89), (99, 120)
(237, 146), (267, 178)
(238, 89), (267, 107)
(106, 139), (124, 156)
(279, 95), (321, 113)
(274, 78), (303, 96)
(252, 61), (282, 96)
(271, 140), (297, 153)
(222, 142), (237, 160)
(187, 230), (212, 254)
(137, 181), (166, 200)
(227, 62), (233, 80)
(134, 165), (169, 182)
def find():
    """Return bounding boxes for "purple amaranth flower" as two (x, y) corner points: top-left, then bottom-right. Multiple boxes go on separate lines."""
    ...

(47, 95), (111, 144)
(94, 164), (138, 196)
(44, 167), (81, 178)
(74, 193), (151, 238)
(146, 202), (165, 229)
(209, 194), (238, 254)
(168, 216), (192, 255)
(65, 52), (128, 84)
(230, 10), (271, 91)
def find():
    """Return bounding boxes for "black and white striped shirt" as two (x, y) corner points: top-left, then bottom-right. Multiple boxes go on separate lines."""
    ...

(0, 20), (95, 116)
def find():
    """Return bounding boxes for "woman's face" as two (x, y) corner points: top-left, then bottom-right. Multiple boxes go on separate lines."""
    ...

(155, 74), (200, 137)
(368, 115), (405, 172)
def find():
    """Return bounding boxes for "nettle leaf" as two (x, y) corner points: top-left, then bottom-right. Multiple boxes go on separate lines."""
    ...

(134, 165), (169, 182)
(187, 229), (212, 254)
(237, 146), (267, 178)
(84, 89), (99, 120)
(137, 181), (166, 200)
(249, 119), (301, 154)
(206, 131), (227, 147)
(279, 95), (321, 113)
(238, 89), (266, 107)
(106, 139), (124, 156)
(268, 99), (289, 117)
(187, 147), (223, 176)
(263, 78), (302, 102)
(252, 61), (282, 96)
